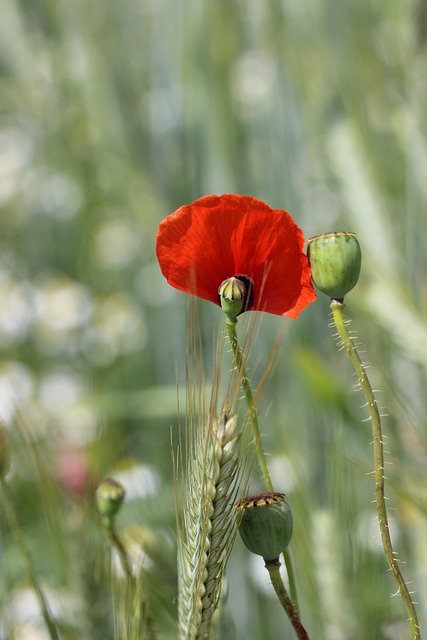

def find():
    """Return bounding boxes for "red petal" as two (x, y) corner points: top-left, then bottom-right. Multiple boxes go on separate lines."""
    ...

(156, 194), (316, 318)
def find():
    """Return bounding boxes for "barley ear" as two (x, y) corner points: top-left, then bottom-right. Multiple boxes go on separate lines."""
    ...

(177, 412), (243, 640)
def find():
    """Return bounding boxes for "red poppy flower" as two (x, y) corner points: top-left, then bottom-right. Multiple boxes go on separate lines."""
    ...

(156, 194), (316, 318)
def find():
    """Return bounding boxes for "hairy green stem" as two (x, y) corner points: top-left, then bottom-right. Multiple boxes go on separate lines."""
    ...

(331, 300), (420, 640)
(225, 318), (273, 492)
(225, 317), (303, 628)
(0, 478), (60, 640)
(265, 560), (310, 640)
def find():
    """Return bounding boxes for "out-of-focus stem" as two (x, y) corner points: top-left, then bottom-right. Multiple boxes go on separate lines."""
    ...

(104, 519), (157, 640)
(283, 547), (300, 613)
(105, 519), (134, 584)
(0, 478), (60, 640)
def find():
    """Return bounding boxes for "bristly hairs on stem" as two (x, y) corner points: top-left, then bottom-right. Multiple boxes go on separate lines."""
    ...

(225, 314), (307, 623)
(330, 301), (421, 640)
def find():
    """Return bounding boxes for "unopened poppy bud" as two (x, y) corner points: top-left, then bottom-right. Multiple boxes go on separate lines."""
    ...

(0, 424), (10, 479)
(96, 477), (125, 520)
(235, 492), (293, 563)
(308, 232), (361, 301)
(218, 277), (246, 321)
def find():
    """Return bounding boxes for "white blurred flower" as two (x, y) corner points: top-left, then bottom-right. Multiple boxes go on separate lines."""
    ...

(6, 585), (81, 635)
(84, 292), (147, 365)
(38, 369), (84, 411)
(36, 171), (83, 220)
(0, 361), (34, 422)
(35, 277), (92, 335)
(230, 50), (276, 121)
(0, 127), (33, 205)
(9, 623), (51, 640)
(38, 369), (96, 446)
(269, 453), (298, 493)
(114, 463), (160, 500)
(144, 87), (179, 134)
(93, 218), (142, 269)
(0, 273), (34, 345)
(136, 261), (177, 306)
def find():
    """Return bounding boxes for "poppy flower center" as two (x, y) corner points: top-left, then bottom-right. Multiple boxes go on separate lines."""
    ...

(217, 274), (254, 314)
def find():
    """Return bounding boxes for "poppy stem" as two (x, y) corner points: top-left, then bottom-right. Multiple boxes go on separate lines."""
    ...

(103, 519), (157, 640)
(265, 559), (310, 640)
(225, 318), (273, 493)
(105, 518), (134, 584)
(330, 301), (421, 640)
(225, 317), (302, 618)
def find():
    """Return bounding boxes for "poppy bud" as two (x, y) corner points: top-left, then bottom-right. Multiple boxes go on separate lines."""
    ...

(235, 492), (293, 563)
(308, 232), (361, 301)
(218, 277), (246, 321)
(96, 477), (125, 520)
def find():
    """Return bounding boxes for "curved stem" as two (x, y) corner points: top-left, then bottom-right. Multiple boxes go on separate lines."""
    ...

(265, 560), (310, 640)
(105, 519), (134, 584)
(225, 318), (273, 492)
(0, 478), (60, 640)
(331, 301), (420, 640)
(225, 317), (303, 628)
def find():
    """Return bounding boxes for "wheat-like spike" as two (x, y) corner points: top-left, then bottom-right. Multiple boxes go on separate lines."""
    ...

(177, 412), (242, 640)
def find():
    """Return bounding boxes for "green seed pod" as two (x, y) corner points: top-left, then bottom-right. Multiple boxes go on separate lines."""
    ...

(96, 477), (125, 520)
(308, 232), (361, 301)
(218, 276), (246, 320)
(235, 492), (293, 563)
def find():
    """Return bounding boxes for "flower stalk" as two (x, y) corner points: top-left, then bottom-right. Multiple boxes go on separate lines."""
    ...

(331, 300), (420, 640)
(265, 559), (310, 640)
(225, 317), (305, 627)
(105, 519), (134, 584)
(96, 478), (157, 640)
(225, 317), (273, 493)
(96, 478), (134, 584)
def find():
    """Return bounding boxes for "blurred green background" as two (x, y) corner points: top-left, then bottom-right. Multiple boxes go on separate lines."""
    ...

(1, 0), (427, 638)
